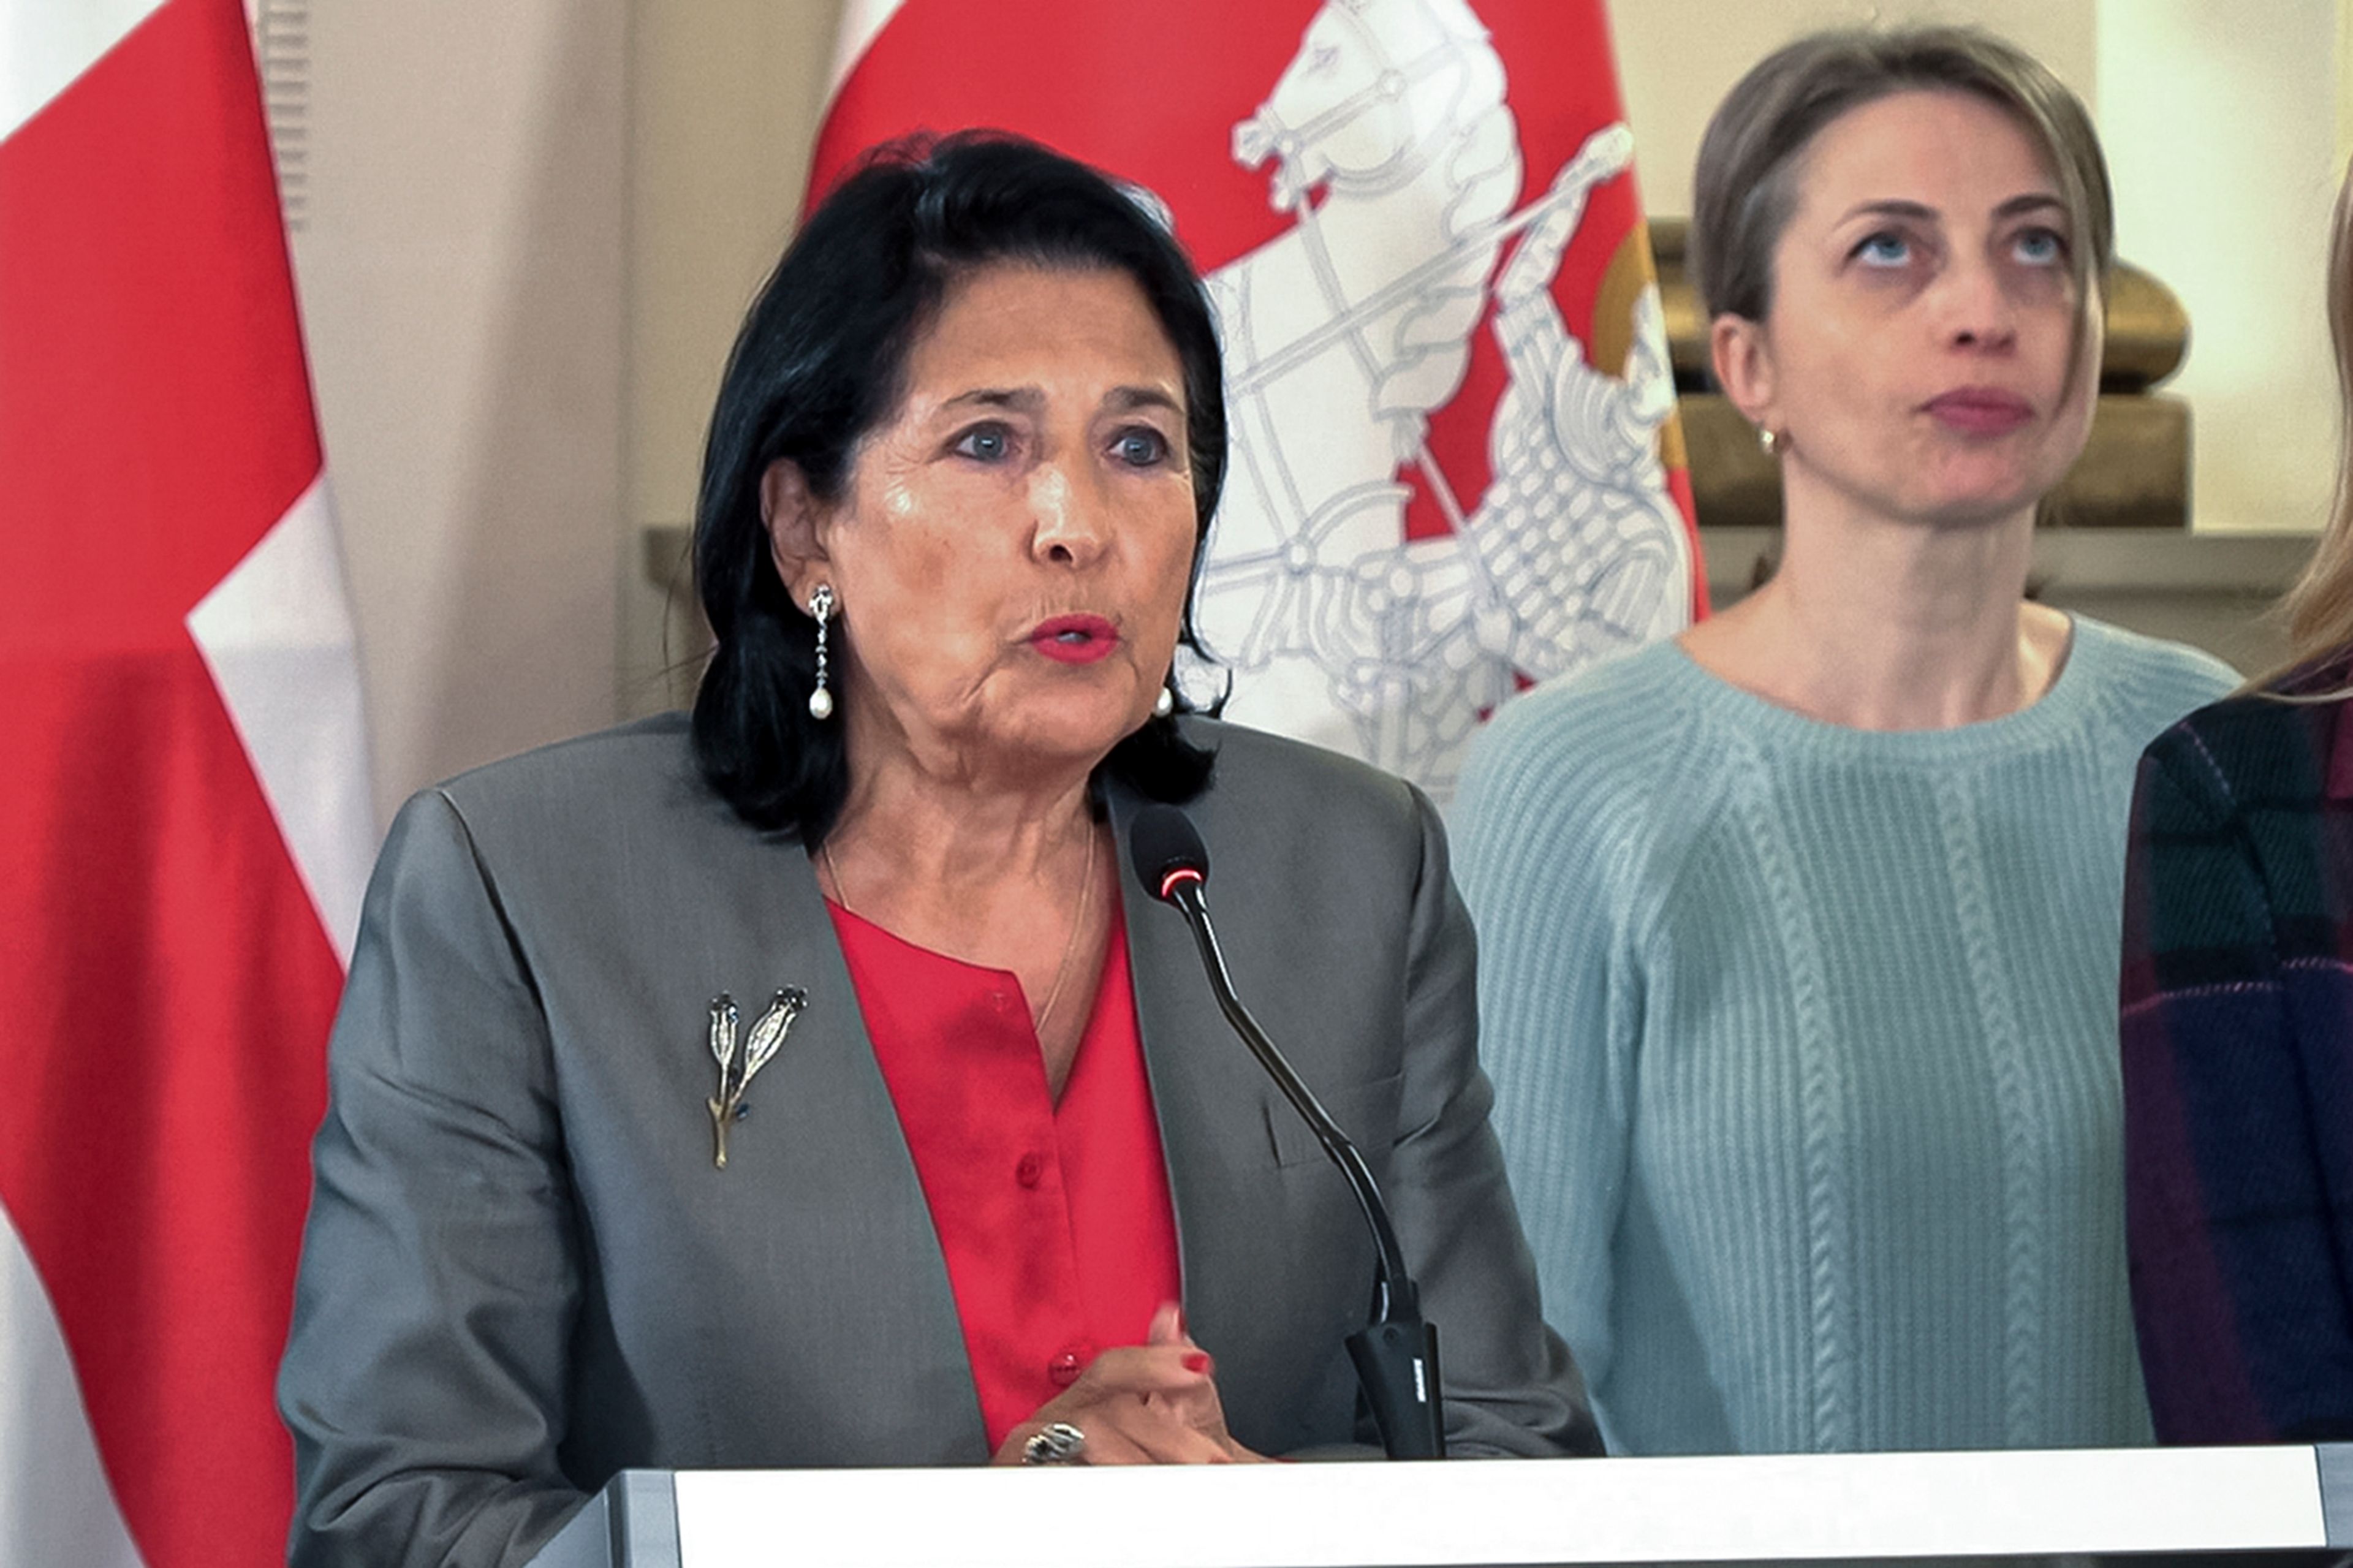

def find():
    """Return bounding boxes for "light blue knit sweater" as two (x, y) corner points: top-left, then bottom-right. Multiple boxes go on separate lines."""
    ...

(1454, 618), (2237, 1455)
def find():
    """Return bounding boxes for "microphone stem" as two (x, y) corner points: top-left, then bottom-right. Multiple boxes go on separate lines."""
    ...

(1169, 884), (1417, 1321)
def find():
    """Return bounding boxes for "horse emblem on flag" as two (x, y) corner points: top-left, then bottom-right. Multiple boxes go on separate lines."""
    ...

(814, 0), (1699, 795)
(1194, 0), (1691, 789)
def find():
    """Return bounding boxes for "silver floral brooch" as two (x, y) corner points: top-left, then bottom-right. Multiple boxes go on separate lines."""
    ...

(705, 988), (806, 1169)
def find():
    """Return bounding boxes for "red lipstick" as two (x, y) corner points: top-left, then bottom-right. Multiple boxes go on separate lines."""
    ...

(1923, 387), (2034, 436)
(1029, 614), (1119, 664)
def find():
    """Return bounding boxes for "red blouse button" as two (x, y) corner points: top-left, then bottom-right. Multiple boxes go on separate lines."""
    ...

(1048, 1349), (1084, 1387)
(1015, 1152), (1044, 1188)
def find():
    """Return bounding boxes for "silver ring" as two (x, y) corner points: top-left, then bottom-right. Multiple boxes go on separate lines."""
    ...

(1021, 1420), (1087, 1466)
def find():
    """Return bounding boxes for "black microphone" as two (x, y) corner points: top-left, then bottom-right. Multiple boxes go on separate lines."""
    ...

(1127, 803), (1446, 1460)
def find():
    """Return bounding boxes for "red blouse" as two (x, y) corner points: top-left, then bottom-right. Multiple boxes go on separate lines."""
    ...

(827, 902), (1183, 1449)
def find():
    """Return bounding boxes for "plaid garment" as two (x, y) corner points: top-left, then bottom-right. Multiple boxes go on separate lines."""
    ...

(2123, 665), (2353, 1442)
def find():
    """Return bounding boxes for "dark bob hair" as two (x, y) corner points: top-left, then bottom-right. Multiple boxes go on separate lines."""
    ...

(691, 132), (1228, 841)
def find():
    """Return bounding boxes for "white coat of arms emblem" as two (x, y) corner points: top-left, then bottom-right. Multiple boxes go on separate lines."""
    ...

(1188, 0), (1693, 793)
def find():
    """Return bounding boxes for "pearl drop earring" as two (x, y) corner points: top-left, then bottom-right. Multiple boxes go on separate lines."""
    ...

(807, 584), (835, 721)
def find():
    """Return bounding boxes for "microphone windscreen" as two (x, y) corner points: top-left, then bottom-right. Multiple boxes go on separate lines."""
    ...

(1128, 804), (1210, 900)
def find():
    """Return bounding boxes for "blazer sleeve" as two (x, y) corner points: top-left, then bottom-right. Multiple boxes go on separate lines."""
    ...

(1390, 782), (1603, 1456)
(2122, 729), (2353, 1443)
(278, 789), (589, 1567)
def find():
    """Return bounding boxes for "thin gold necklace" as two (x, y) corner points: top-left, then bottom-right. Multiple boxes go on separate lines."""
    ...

(1031, 835), (1096, 1040)
(822, 831), (1096, 1037)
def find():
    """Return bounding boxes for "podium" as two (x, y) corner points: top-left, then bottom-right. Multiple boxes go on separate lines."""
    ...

(531, 1445), (2353, 1566)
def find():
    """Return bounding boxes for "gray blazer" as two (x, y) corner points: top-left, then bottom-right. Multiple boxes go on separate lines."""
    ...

(279, 715), (1596, 1567)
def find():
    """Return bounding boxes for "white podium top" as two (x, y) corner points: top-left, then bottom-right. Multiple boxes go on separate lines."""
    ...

(589, 1447), (2339, 1567)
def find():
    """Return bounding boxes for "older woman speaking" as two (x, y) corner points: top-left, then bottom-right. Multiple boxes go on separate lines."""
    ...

(277, 134), (1593, 1567)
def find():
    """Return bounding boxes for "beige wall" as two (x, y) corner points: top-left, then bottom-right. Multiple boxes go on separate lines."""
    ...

(298, 0), (2353, 822)
(294, 0), (626, 822)
(1613, 0), (2099, 217)
(2098, 0), (2346, 534)
(621, 0), (835, 728)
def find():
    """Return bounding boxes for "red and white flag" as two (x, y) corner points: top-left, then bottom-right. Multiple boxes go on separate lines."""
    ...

(815, 0), (1702, 794)
(0, 1), (371, 1562)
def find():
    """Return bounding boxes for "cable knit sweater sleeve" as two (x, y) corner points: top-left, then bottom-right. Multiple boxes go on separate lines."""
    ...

(1453, 663), (1695, 1430)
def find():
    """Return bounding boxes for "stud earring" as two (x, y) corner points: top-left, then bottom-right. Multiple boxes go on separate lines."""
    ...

(807, 584), (835, 721)
(1757, 426), (1781, 457)
(1154, 684), (1175, 718)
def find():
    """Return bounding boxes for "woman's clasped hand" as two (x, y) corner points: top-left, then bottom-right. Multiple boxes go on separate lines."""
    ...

(994, 1305), (1269, 1466)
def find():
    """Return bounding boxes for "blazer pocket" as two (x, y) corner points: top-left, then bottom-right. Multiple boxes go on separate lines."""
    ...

(1264, 1072), (1404, 1169)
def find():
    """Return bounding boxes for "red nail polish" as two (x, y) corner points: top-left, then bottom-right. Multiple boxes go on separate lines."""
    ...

(1182, 1351), (1211, 1374)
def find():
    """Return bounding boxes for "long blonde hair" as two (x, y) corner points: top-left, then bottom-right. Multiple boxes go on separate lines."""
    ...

(2276, 161), (2353, 675)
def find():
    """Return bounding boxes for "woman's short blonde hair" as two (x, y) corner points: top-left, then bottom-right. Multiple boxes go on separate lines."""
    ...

(1691, 25), (2112, 346)
(2278, 163), (2353, 673)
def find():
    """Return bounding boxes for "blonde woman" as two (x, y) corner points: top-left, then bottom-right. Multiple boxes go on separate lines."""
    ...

(1456, 26), (2236, 1455)
(2122, 162), (2353, 1445)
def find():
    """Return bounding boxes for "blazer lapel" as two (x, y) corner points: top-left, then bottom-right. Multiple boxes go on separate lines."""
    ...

(1104, 784), (1299, 1387)
(718, 839), (991, 1461)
